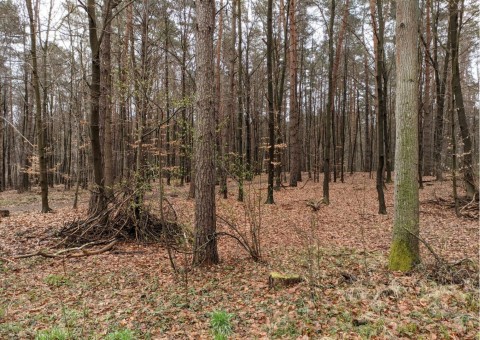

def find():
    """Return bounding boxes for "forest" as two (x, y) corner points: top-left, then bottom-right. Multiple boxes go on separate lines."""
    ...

(0, 0), (479, 338)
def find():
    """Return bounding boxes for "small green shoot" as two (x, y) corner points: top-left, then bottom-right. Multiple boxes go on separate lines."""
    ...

(105, 329), (135, 340)
(44, 274), (70, 287)
(210, 310), (234, 339)
(35, 327), (70, 340)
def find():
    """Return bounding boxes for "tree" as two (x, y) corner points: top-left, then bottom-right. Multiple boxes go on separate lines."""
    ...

(193, 0), (219, 265)
(388, 0), (420, 272)
(449, 0), (477, 199)
(265, 0), (275, 204)
(26, 0), (50, 213)
(288, 0), (301, 187)
(323, 0), (335, 204)
(85, 0), (107, 214)
(370, 0), (387, 214)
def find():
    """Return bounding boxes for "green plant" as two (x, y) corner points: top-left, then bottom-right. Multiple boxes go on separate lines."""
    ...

(44, 274), (70, 287)
(35, 327), (70, 340)
(106, 329), (135, 340)
(398, 322), (418, 337)
(210, 310), (234, 339)
(272, 319), (299, 338)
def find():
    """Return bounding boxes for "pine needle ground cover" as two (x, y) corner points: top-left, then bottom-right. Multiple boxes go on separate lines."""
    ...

(0, 174), (478, 339)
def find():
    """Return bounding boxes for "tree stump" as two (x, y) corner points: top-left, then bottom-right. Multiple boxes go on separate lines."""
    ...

(268, 272), (303, 288)
(0, 210), (9, 217)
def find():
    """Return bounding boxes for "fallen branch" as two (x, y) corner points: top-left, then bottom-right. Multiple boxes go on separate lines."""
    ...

(14, 240), (118, 259)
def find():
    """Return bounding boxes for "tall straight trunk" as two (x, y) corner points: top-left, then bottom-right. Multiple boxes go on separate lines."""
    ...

(274, 0), (288, 189)
(237, 0), (244, 201)
(165, 13), (172, 186)
(432, 0), (448, 181)
(245, 27), (252, 180)
(0, 85), (4, 191)
(180, 0), (189, 186)
(19, 47), (31, 192)
(193, 0), (218, 265)
(266, 0), (275, 204)
(449, 0), (476, 198)
(288, 0), (301, 187)
(101, 1), (114, 197)
(422, 0), (434, 176)
(26, 0), (50, 212)
(364, 52), (371, 173)
(388, 0), (420, 272)
(351, 88), (360, 174)
(216, 0), (227, 197)
(323, 0), (335, 204)
(370, 0), (387, 214)
(340, 47), (348, 183)
(86, 0), (107, 214)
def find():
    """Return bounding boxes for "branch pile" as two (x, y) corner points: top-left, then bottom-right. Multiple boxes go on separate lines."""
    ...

(57, 190), (182, 247)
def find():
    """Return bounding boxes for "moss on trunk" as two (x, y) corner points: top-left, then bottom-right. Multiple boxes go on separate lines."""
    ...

(388, 238), (419, 272)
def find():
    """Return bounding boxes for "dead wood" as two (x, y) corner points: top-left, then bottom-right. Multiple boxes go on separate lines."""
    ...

(14, 240), (118, 259)
(268, 272), (303, 288)
(56, 188), (182, 247)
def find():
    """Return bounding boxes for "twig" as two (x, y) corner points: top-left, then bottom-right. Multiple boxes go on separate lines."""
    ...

(14, 240), (118, 259)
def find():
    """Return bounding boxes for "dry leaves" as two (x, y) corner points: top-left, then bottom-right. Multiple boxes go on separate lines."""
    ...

(0, 173), (478, 338)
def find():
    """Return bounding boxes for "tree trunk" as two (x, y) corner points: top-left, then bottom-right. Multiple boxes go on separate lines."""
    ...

(422, 0), (434, 176)
(388, 0), (420, 272)
(101, 1), (114, 198)
(370, 0), (387, 214)
(26, 0), (50, 213)
(449, 0), (477, 198)
(266, 0), (275, 204)
(237, 0), (244, 201)
(193, 0), (219, 265)
(288, 0), (301, 187)
(323, 0), (335, 204)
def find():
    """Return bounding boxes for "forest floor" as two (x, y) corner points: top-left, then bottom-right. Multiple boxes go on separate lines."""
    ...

(0, 173), (478, 339)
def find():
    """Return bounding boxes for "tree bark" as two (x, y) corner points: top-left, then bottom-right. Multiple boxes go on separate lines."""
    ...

(323, 0), (335, 204)
(370, 0), (387, 214)
(86, 0), (106, 214)
(389, 0), (420, 272)
(288, 0), (301, 187)
(193, 0), (219, 265)
(266, 0), (275, 204)
(449, 0), (477, 198)
(26, 0), (50, 213)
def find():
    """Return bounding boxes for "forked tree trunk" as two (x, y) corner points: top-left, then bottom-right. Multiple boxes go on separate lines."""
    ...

(193, 0), (219, 265)
(388, 0), (420, 272)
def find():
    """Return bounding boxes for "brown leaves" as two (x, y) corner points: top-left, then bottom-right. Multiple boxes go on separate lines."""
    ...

(0, 176), (478, 338)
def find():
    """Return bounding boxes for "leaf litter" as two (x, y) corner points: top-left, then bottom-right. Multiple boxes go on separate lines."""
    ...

(0, 173), (478, 339)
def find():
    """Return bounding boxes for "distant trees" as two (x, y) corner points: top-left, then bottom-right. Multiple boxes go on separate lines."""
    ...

(0, 0), (476, 220)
